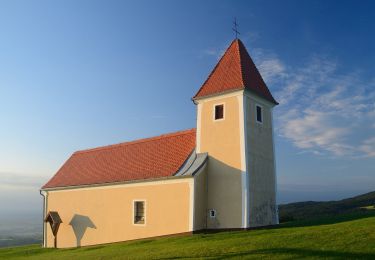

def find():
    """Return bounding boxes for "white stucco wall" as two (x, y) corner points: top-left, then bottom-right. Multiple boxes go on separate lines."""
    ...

(245, 92), (278, 227)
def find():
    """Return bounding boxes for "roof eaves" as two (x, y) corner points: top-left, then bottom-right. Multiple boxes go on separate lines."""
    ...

(244, 89), (279, 106)
(40, 174), (194, 192)
(192, 87), (244, 102)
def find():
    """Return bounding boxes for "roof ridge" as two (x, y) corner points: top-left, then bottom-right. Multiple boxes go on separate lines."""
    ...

(74, 128), (196, 155)
(237, 39), (247, 87)
(193, 39), (241, 99)
(237, 40), (278, 104)
(236, 39), (247, 89)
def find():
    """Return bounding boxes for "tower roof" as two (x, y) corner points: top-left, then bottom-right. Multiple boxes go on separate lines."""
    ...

(193, 39), (278, 105)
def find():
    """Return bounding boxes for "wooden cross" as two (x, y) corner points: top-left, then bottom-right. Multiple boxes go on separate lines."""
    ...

(233, 18), (240, 39)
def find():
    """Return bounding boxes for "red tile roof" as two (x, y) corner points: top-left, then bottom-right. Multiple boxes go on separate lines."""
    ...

(193, 39), (278, 104)
(42, 129), (196, 189)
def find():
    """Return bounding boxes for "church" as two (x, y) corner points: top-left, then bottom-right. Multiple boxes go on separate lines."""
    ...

(41, 38), (279, 248)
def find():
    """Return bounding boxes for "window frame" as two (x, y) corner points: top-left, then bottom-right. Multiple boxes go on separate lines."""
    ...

(133, 200), (146, 226)
(213, 103), (225, 121)
(255, 104), (263, 124)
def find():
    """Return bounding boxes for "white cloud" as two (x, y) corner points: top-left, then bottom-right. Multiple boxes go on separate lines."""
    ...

(254, 51), (375, 157)
(258, 58), (286, 83)
(241, 31), (260, 44)
(252, 48), (287, 84)
(359, 137), (375, 158)
(202, 39), (375, 158)
(280, 109), (352, 156)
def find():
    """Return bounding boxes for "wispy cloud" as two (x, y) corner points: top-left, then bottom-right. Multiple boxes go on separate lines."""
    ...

(252, 48), (288, 84)
(359, 137), (375, 158)
(254, 51), (375, 158)
(202, 46), (226, 60)
(0, 172), (46, 190)
(241, 31), (260, 45)
(202, 48), (219, 57)
(201, 37), (375, 158)
(280, 109), (352, 156)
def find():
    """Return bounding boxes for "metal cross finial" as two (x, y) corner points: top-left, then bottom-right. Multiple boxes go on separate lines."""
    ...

(233, 18), (240, 39)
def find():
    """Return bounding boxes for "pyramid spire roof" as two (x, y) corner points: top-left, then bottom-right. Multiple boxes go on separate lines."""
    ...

(193, 39), (278, 105)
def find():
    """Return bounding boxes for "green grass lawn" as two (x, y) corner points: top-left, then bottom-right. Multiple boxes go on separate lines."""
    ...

(1, 212), (375, 259)
(361, 205), (375, 210)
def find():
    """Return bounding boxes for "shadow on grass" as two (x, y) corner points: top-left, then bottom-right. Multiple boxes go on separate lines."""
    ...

(160, 247), (375, 259)
(191, 211), (375, 236)
(278, 211), (375, 229)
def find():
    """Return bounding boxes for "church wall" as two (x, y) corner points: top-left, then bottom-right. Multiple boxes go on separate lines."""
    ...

(245, 92), (278, 227)
(44, 178), (193, 248)
(197, 91), (243, 229)
(193, 166), (208, 231)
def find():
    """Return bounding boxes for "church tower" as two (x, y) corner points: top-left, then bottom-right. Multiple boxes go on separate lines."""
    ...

(193, 39), (278, 228)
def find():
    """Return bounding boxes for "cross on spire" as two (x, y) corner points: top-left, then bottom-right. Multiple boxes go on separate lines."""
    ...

(232, 18), (240, 39)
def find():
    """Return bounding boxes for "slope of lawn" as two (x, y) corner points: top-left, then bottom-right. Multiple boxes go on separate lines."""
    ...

(1, 212), (375, 259)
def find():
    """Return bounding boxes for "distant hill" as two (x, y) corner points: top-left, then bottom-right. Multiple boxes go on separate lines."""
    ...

(0, 213), (42, 248)
(279, 191), (375, 222)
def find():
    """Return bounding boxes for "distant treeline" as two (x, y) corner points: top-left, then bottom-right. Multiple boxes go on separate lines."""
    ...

(278, 191), (375, 222)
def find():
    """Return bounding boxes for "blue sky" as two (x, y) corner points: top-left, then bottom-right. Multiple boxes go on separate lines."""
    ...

(0, 0), (374, 214)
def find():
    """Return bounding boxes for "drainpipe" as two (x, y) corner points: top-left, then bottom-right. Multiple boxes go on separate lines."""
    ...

(40, 190), (48, 248)
(205, 163), (209, 230)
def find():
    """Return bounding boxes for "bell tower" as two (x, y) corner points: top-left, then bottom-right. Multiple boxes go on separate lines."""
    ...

(193, 39), (278, 228)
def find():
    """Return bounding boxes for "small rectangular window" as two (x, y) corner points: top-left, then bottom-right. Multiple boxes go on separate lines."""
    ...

(134, 201), (145, 224)
(256, 105), (262, 123)
(214, 104), (224, 120)
(209, 209), (216, 218)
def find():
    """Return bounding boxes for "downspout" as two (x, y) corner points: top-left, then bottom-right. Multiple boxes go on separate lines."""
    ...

(40, 190), (48, 247)
(205, 166), (208, 230)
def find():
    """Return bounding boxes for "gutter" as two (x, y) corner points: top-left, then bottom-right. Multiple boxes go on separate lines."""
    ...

(40, 190), (48, 247)
(41, 174), (194, 192)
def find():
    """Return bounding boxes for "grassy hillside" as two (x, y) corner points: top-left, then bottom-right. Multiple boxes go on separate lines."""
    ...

(279, 191), (375, 222)
(1, 192), (374, 258)
(1, 211), (375, 259)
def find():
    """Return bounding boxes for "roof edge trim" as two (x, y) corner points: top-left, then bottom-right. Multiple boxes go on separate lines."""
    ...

(192, 88), (244, 102)
(40, 174), (193, 192)
(244, 89), (279, 106)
